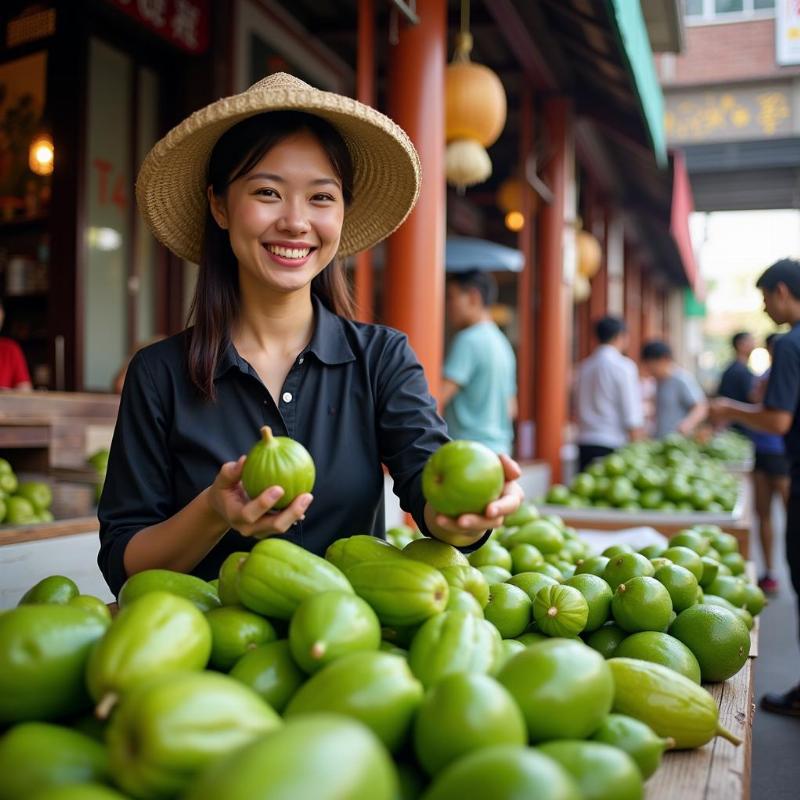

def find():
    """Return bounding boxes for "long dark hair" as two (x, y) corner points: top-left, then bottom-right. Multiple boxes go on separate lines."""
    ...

(187, 111), (356, 401)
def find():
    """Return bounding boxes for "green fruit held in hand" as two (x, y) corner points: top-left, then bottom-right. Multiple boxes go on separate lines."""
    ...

(584, 623), (627, 659)
(422, 440), (504, 517)
(497, 639), (614, 742)
(422, 745), (581, 800)
(229, 640), (305, 713)
(289, 591), (380, 673)
(19, 576), (80, 606)
(483, 583), (531, 638)
(668, 604), (750, 683)
(607, 657), (741, 748)
(533, 584), (589, 638)
(0, 722), (108, 800)
(413, 672), (526, 776)
(16, 481), (53, 513)
(591, 713), (672, 779)
(241, 426), (315, 509)
(563, 574), (613, 633)
(181, 714), (398, 800)
(537, 740), (643, 800)
(614, 631), (701, 683)
(611, 577), (673, 633)
(206, 606), (278, 671)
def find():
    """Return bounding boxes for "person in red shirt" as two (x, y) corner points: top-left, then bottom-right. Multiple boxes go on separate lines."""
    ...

(0, 299), (32, 390)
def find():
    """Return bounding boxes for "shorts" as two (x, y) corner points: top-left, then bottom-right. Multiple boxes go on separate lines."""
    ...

(753, 451), (790, 477)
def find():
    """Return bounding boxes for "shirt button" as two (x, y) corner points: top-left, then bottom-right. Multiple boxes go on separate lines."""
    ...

(282, 392), (293, 403)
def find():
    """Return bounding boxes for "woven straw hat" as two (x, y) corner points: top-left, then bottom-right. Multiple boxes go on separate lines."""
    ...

(136, 72), (421, 262)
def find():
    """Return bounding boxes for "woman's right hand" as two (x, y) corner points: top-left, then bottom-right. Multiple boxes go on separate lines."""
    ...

(207, 456), (313, 538)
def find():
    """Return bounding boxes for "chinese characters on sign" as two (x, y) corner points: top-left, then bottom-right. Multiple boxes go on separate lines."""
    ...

(104, 0), (209, 54)
(664, 86), (793, 143)
(777, 0), (800, 66)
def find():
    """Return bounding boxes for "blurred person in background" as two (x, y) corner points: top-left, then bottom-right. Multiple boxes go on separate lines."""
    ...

(0, 297), (31, 390)
(711, 257), (800, 715)
(440, 270), (517, 455)
(573, 316), (644, 471)
(640, 340), (708, 439)
(748, 333), (790, 595)
(716, 331), (755, 435)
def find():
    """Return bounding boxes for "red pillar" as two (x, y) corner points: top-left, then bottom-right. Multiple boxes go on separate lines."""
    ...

(516, 85), (536, 460)
(385, 0), (446, 398)
(354, 0), (375, 322)
(534, 98), (574, 482)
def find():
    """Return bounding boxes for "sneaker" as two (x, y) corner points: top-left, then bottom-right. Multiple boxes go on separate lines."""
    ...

(758, 575), (779, 595)
(760, 684), (800, 716)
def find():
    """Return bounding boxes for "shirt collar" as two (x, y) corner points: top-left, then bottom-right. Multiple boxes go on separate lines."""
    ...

(213, 294), (355, 380)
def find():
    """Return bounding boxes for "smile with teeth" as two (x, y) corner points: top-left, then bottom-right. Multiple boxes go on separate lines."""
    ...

(265, 244), (313, 260)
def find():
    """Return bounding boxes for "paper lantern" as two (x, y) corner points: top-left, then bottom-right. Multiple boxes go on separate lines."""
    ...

(446, 56), (507, 147)
(573, 274), (591, 303)
(445, 138), (492, 189)
(29, 133), (54, 176)
(577, 230), (602, 279)
(504, 211), (524, 232)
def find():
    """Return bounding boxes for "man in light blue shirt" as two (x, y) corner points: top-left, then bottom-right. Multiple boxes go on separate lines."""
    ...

(440, 271), (517, 455)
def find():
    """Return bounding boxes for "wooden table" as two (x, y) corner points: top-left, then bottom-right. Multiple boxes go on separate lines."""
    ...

(646, 621), (758, 799)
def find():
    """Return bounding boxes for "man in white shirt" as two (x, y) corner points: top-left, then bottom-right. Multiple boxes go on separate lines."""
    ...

(574, 316), (645, 471)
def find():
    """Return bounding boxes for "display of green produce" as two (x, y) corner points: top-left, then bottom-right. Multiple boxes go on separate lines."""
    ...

(543, 437), (742, 513)
(0, 437), (761, 798)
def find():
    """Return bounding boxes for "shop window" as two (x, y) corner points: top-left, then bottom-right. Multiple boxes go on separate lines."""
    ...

(686, 0), (774, 21)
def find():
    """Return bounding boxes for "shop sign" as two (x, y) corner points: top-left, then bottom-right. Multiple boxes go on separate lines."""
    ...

(664, 84), (794, 143)
(776, 0), (800, 66)
(104, 0), (209, 54)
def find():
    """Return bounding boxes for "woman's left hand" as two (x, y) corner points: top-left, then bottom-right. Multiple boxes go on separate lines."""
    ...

(425, 453), (524, 549)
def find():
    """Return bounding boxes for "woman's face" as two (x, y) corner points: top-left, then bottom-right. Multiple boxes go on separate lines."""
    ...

(209, 130), (345, 295)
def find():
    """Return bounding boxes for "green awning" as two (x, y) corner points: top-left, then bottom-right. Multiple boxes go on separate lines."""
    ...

(684, 288), (707, 318)
(608, 0), (668, 168)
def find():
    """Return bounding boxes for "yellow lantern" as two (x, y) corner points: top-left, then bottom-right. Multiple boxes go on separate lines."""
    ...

(446, 46), (507, 147)
(577, 230), (602, 279)
(504, 210), (524, 232)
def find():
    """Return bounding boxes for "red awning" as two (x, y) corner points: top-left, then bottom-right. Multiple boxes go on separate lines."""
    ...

(670, 150), (703, 298)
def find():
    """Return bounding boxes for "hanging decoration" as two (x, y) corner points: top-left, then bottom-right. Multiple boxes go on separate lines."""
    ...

(576, 229), (602, 279)
(445, 0), (507, 189)
(28, 132), (54, 176)
(573, 274), (591, 303)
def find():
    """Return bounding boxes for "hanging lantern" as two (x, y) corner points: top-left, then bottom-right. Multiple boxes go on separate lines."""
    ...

(29, 133), (54, 176)
(504, 210), (525, 232)
(445, 138), (492, 188)
(445, 37), (507, 147)
(497, 177), (522, 214)
(573, 274), (591, 304)
(444, 1), (507, 191)
(577, 230), (602, 279)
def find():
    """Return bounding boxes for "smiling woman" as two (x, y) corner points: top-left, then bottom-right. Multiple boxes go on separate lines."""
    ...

(97, 72), (524, 595)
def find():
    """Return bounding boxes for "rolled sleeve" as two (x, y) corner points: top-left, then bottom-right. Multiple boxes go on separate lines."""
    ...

(97, 352), (175, 595)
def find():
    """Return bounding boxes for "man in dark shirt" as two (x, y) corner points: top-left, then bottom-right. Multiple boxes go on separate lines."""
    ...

(711, 258), (800, 717)
(717, 331), (755, 404)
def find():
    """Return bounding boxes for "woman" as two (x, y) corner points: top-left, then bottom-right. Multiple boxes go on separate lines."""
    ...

(750, 333), (790, 594)
(98, 73), (522, 595)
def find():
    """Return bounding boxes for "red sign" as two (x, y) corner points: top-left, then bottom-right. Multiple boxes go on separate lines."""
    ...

(104, 0), (210, 54)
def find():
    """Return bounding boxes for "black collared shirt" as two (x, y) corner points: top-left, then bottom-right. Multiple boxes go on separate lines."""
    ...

(98, 295), (452, 595)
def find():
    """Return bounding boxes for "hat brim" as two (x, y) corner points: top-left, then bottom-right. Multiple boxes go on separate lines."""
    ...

(135, 83), (421, 262)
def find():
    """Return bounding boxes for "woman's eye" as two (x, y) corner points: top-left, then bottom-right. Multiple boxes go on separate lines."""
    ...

(255, 188), (279, 198)
(312, 193), (336, 202)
